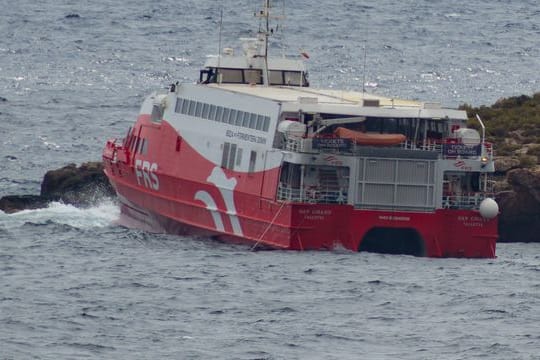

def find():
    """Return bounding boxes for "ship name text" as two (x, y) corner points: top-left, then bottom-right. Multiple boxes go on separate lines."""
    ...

(298, 208), (332, 221)
(458, 215), (486, 227)
(378, 215), (411, 221)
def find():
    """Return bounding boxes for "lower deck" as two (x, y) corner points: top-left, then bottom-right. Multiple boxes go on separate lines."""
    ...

(277, 155), (493, 212)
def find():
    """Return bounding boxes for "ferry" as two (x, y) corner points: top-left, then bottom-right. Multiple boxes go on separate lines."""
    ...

(103, 1), (499, 257)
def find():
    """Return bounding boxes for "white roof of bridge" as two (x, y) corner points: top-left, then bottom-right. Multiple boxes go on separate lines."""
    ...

(204, 56), (306, 72)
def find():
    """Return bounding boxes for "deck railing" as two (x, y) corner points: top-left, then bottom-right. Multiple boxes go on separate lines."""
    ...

(441, 193), (494, 210)
(277, 184), (348, 204)
(282, 137), (493, 161)
(278, 183), (495, 210)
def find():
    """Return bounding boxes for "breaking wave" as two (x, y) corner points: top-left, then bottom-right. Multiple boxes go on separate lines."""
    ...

(0, 200), (120, 230)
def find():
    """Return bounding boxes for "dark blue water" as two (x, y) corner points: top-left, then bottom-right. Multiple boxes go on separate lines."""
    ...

(1, 1), (539, 358)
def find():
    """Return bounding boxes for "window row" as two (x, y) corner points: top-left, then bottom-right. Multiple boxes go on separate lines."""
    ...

(200, 67), (309, 87)
(174, 97), (270, 132)
(362, 117), (447, 141)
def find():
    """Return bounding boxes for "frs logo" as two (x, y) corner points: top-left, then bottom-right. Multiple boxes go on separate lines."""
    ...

(135, 160), (160, 190)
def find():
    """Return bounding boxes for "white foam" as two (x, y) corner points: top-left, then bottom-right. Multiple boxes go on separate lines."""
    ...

(0, 200), (120, 230)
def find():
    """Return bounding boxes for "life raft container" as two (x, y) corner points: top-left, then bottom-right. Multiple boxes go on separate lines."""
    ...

(334, 127), (406, 146)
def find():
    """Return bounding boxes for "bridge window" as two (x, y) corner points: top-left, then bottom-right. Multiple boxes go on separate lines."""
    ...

(201, 67), (308, 87)
(245, 69), (263, 84)
(269, 70), (283, 85)
(269, 70), (306, 86)
(284, 71), (302, 86)
(218, 68), (244, 83)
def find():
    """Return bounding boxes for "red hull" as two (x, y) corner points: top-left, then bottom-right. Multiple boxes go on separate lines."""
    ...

(103, 117), (497, 258)
(111, 181), (497, 257)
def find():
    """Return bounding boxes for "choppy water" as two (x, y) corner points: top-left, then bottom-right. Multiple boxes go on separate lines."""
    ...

(1, 0), (539, 358)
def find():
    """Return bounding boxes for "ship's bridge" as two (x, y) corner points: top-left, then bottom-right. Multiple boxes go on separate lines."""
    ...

(201, 56), (308, 87)
(200, 37), (309, 87)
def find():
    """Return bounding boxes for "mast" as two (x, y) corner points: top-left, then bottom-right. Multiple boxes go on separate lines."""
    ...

(264, 0), (270, 58)
(264, 0), (270, 87)
(254, 1), (290, 86)
(217, 7), (223, 82)
(256, 0), (271, 86)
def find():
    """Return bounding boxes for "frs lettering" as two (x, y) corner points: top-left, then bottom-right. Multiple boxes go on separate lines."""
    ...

(135, 160), (160, 190)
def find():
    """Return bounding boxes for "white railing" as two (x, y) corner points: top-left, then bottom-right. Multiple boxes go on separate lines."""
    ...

(282, 137), (493, 161)
(284, 137), (317, 153)
(399, 140), (443, 153)
(277, 184), (348, 204)
(442, 193), (492, 210)
(284, 138), (304, 152)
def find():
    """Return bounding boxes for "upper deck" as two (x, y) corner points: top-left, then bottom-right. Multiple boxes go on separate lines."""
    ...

(204, 83), (468, 121)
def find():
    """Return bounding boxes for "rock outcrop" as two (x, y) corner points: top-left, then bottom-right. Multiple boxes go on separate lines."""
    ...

(0, 162), (115, 214)
(41, 162), (114, 204)
(494, 156), (521, 174)
(496, 168), (540, 242)
(0, 195), (50, 213)
(463, 93), (540, 242)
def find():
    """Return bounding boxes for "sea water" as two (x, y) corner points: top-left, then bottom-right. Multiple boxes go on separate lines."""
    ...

(1, 0), (539, 358)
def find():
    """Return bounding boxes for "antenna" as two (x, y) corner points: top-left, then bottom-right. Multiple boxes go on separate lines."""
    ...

(255, 0), (272, 86)
(280, 0), (286, 58)
(362, 42), (367, 94)
(264, 0), (270, 58)
(264, 0), (270, 86)
(362, 31), (368, 94)
(217, 7), (223, 73)
(255, 1), (285, 86)
(361, 11), (369, 95)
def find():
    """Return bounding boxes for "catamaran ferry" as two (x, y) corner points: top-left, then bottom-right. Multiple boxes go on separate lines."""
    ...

(103, 1), (499, 257)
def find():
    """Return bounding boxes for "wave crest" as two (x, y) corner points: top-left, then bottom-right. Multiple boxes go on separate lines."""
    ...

(0, 200), (120, 230)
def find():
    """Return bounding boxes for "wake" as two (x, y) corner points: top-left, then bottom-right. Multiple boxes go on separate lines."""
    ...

(0, 200), (120, 230)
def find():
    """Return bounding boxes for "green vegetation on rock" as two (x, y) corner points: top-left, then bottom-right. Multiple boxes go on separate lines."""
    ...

(460, 92), (540, 157)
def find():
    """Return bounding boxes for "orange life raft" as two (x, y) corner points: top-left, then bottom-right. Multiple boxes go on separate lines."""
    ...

(334, 127), (406, 146)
